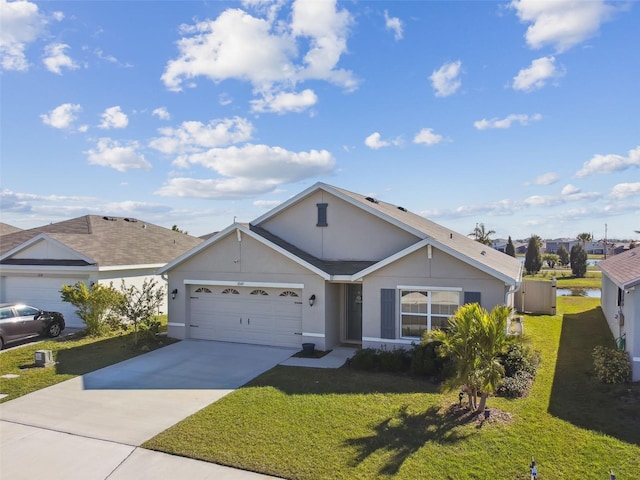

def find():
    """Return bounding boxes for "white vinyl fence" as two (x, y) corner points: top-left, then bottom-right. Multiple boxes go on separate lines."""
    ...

(514, 278), (557, 315)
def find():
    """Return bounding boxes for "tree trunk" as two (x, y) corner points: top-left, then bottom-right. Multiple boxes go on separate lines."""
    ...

(477, 393), (488, 413)
(467, 390), (477, 411)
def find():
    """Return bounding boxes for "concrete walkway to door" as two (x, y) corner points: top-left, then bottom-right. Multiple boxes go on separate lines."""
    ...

(0, 340), (292, 479)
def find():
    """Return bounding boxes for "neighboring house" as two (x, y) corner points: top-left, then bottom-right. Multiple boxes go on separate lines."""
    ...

(0, 216), (202, 327)
(0, 223), (22, 236)
(160, 183), (523, 351)
(545, 238), (577, 254)
(599, 249), (640, 382)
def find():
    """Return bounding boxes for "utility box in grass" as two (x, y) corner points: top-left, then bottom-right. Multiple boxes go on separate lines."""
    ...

(35, 350), (55, 367)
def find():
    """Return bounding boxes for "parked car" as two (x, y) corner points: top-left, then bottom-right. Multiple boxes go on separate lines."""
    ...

(0, 303), (65, 349)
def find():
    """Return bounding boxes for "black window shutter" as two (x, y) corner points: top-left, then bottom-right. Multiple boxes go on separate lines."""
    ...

(380, 289), (396, 339)
(464, 291), (481, 306)
(316, 203), (328, 227)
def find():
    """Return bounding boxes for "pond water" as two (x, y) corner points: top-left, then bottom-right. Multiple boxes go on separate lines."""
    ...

(556, 288), (601, 298)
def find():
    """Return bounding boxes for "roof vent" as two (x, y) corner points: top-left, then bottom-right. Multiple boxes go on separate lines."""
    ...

(364, 196), (379, 204)
(124, 218), (137, 223)
(397, 206), (407, 212)
(449, 233), (453, 239)
(481, 250), (487, 255)
(102, 216), (117, 221)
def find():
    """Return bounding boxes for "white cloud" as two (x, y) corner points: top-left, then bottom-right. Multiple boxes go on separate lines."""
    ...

(156, 177), (283, 199)
(162, 0), (356, 103)
(149, 117), (254, 155)
(512, 56), (562, 92)
(43, 42), (78, 74)
(365, 132), (389, 150)
(384, 10), (403, 41)
(576, 146), (640, 177)
(85, 138), (151, 172)
(181, 144), (335, 182)
(40, 103), (81, 129)
(610, 182), (640, 200)
(534, 172), (558, 186)
(52, 11), (64, 21)
(251, 88), (318, 113)
(0, 0), (45, 71)
(429, 60), (462, 97)
(99, 106), (129, 129)
(510, 0), (615, 53)
(413, 128), (444, 146)
(474, 113), (542, 130)
(561, 184), (580, 195)
(152, 107), (171, 120)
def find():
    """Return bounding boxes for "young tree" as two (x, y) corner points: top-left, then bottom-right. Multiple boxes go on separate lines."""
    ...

(469, 223), (496, 246)
(577, 232), (592, 244)
(171, 225), (188, 234)
(60, 282), (124, 336)
(430, 303), (517, 413)
(524, 235), (542, 275)
(542, 253), (559, 269)
(119, 278), (166, 345)
(570, 243), (588, 278)
(505, 236), (516, 257)
(556, 244), (570, 266)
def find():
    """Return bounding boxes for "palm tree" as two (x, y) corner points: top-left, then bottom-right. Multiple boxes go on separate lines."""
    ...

(469, 223), (496, 246)
(576, 232), (592, 244)
(430, 303), (516, 412)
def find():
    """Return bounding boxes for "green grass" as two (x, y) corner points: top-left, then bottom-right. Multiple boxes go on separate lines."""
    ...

(0, 321), (176, 403)
(144, 298), (639, 479)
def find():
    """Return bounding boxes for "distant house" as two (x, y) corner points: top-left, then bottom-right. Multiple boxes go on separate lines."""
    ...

(160, 182), (523, 351)
(545, 238), (577, 254)
(598, 249), (640, 382)
(0, 216), (202, 327)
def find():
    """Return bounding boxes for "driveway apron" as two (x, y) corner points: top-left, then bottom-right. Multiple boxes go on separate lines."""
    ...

(0, 340), (293, 479)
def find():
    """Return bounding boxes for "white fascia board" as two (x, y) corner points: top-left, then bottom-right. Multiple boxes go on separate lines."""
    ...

(251, 182), (324, 226)
(0, 233), (96, 265)
(238, 225), (331, 280)
(363, 336), (414, 345)
(184, 279), (305, 290)
(157, 224), (236, 274)
(99, 263), (165, 272)
(0, 264), (97, 274)
(428, 237), (519, 286)
(350, 239), (430, 280)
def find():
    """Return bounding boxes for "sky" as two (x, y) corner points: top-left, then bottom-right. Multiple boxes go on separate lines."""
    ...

(1, 0), (639, 242)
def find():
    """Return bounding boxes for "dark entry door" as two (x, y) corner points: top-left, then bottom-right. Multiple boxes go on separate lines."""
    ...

(346, 284), (363, 342)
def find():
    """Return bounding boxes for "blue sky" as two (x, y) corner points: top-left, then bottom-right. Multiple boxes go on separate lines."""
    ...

(1, 0), (638, 241)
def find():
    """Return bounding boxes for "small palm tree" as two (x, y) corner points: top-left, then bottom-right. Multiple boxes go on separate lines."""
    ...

(431, 303), (517, 412)
(469, 223), (496, 246)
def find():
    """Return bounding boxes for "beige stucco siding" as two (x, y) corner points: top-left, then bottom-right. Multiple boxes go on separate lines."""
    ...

(165, 232), (328, 349)
(361, 246), (508, 348)
(258, 190), (420, 261)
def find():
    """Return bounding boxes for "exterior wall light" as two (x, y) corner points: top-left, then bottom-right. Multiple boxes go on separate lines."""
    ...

(171, 288), (178, 300)
(308, 294), (316, 307)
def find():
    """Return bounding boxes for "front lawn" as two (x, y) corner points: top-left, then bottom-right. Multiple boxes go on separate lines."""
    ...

(0, 325), (176, 403)
(144, 297), (640, 479)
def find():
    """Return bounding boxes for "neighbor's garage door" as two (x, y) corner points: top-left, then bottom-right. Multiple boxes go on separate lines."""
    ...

(189, 285), (303, 348)
(4, 277), (84, 327)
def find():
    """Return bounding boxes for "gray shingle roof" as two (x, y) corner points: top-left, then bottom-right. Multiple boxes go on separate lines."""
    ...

(599, 249), (640, 289)
(0, 216), (203, 267)
(0, 223), (22, 236)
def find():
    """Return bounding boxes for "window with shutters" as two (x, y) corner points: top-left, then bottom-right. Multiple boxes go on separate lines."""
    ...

(400, 289), (460, 337)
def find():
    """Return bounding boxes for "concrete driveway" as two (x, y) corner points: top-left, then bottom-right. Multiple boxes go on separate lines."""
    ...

(0, 340), (292, 479)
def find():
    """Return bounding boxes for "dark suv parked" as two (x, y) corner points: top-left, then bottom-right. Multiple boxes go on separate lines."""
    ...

(0, 303), (65, 349)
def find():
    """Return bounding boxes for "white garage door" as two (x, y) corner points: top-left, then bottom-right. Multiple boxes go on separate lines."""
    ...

(189, 285), (303, 348)
(4, 277), (84, 327)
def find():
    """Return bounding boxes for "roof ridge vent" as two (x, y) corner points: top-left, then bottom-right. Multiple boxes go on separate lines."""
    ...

(397, 206), (407, 212)
(102, 216), (117, 221)
(364, 196), (379, 204)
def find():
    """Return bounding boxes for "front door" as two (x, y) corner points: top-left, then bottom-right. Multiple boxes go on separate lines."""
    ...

(346, 284), (363, 342)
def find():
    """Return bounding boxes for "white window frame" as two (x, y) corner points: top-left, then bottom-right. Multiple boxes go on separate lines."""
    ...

(397, 286), (462, 339)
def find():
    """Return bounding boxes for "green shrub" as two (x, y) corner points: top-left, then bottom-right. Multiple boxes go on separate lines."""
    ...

(499, 343), (541, 377)
(498, 371), (534, 398)
(378, 349), (411, 372)
(592, 346), (631, 384)
(410, 340), (446, 377)
(350, 348), (379, 371)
